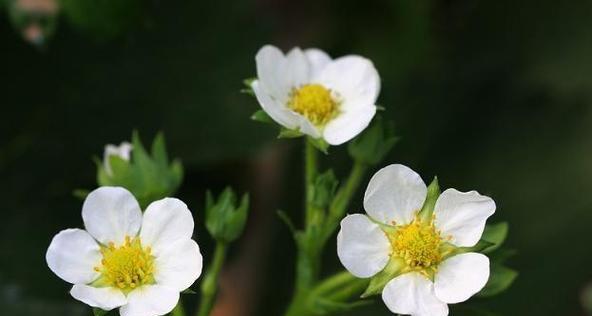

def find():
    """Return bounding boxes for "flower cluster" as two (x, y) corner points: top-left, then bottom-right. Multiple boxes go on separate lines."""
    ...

(46, 44), (512, 316)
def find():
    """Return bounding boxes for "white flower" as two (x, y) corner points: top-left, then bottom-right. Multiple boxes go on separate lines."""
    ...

(252, 45), (380, 145)
(337, 164), (495, 316)
(46, 187), (203, 316)
(104, 142), (133, 175)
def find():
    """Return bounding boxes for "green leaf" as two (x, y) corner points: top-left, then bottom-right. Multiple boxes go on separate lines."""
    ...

(480, 222), (509, 253)
(477, 264), (518, 297)
(250, 110), (274, 124)
(93, 308), (108, 316)
(418, 177), (440, 221)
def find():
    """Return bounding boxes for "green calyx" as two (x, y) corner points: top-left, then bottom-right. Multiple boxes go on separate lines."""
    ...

(205, 187), (250, 243)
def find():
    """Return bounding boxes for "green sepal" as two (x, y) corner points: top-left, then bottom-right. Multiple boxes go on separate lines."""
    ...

(448, 222), (509, 256)
(181, 288), (197, 295)
(418, 177), (440, 221)
(489, 248), (517, 263)
(72, 189), (90, 200)
(93, 308), (108, 316)
(348, 115), (398, 165)
(150, 132), (169, 167)
(241, 77), (256, 96)
(278, 128), (303, 139)
(361, 257), (405, 298)
(311, 170), (339, 209)
(480, 222), (509, 254)
(205, 188), (250, 243)
(308, 137), (329, 154)
(250, 110), (274, 124)
(477, 263), (518, 297)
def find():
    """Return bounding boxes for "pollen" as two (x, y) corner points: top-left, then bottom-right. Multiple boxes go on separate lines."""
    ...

(390, 217), (443, 270)
(288, 84), (339, 126)
(94, 236), (155, 293)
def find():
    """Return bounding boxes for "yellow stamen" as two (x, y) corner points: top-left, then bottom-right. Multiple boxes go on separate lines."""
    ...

(94, 236), (155, 293)
(389, 216), (443, 271)
(288, 84), (339, 126)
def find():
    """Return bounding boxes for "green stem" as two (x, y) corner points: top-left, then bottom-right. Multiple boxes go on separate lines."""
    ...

(304, 138), (318, 227)
(285, 158), (368, 316)
(322, 161), (367, 242)
(196, 241), (228, 316)
(312, 271), (357, 296)
(284, 140), (320, 316)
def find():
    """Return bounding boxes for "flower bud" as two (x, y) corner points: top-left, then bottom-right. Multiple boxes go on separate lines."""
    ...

(205, 188), (249, 243)
(96, 131), (183, 208)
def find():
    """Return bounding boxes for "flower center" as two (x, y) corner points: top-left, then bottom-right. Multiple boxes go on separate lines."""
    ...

(288, 84), (339, 126)
(94, 236), (155, 292)
(390, 218), (442, 270)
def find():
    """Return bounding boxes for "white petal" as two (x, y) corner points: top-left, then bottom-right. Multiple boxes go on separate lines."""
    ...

(336, 214), (391, 278)
(140, 198), (194, 255)
(382, 272), (448, 316)
(154, 239), (203, 291)
(315, 55), (380, 108)
(434, 253), (490, 304)
(82, 187), (142, 245)
(285, 47), (311, 86)
(434, 189), (496, 247)
(70, 284), (127, 311)
(46, 229), (101, 284)
(363, 164), (427, 225)
(253, 45), (324, 139)
(255, 45), (309, 102)
(305, 48), (332, 77)
(252, 80), (319, 138)
(119, 285), (179, 316)
(323, 104), (376, 145)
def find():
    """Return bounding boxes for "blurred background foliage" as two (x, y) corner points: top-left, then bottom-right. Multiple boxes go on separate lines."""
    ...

(1, 0), (592, 315)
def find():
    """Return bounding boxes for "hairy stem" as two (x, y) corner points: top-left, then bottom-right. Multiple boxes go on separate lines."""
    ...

(285, 141), (369, 316)
(304, 138), (318, 227)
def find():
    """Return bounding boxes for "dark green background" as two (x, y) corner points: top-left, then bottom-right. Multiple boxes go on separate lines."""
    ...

(1, 0), (591, 315)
